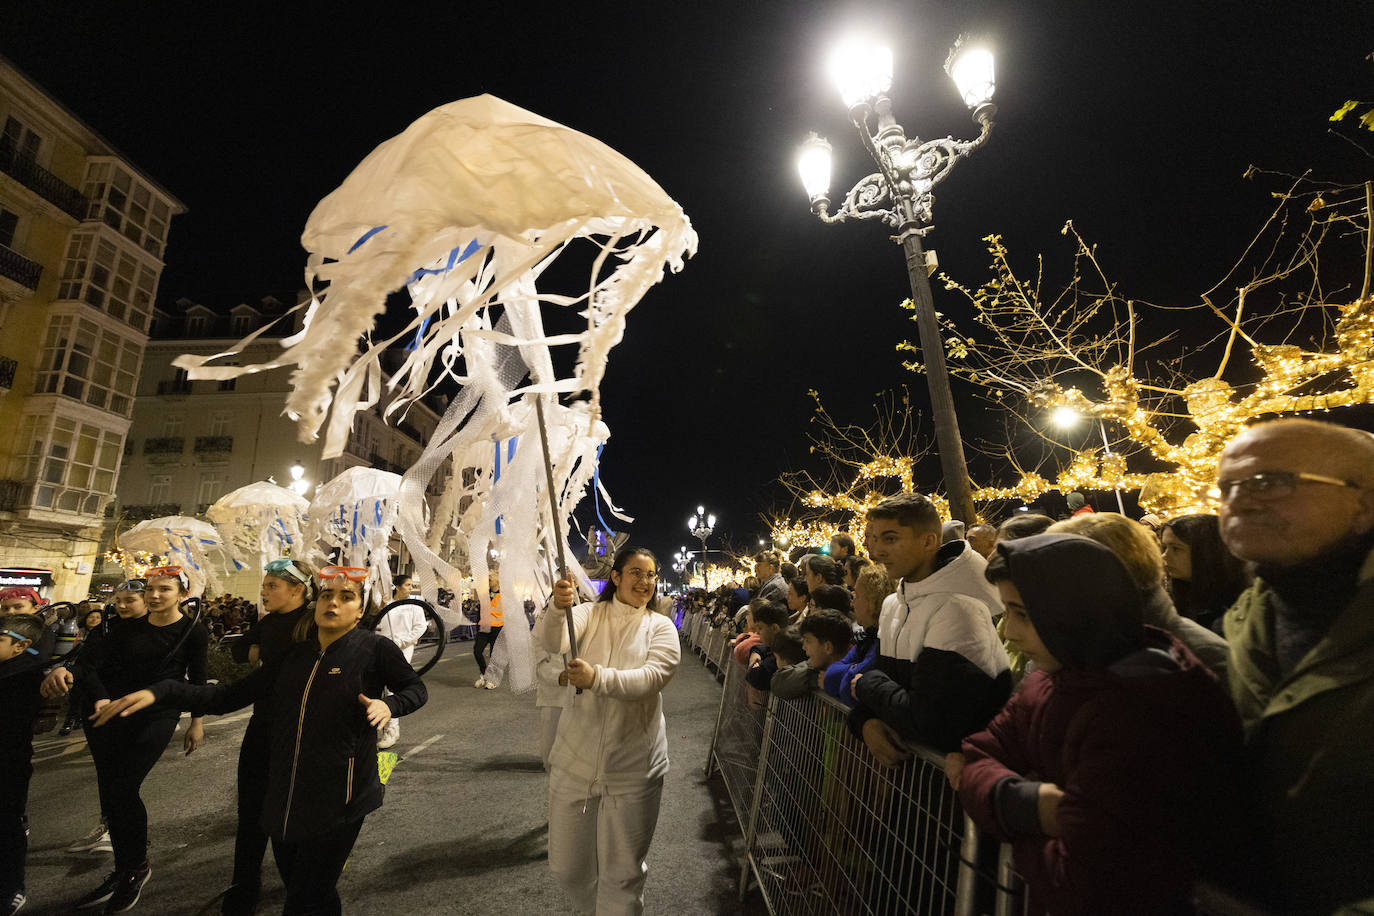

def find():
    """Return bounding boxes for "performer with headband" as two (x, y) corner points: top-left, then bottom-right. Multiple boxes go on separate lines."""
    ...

(544, 547), (680, 916)
(94, 566), (427, 914)
(220, 557), (316, 916)
(43, 567), (208, 913)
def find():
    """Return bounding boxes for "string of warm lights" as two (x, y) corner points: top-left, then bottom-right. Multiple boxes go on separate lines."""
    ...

(102, 548), (168, 579)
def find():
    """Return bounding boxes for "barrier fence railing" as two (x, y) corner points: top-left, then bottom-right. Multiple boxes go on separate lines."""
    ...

(679, 611), (1273, 916)
(690, 620), (1022, 916)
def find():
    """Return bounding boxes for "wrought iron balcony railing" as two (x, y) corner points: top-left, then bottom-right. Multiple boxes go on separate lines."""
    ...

(0, 138), (88, 220)
(0, 244), (41, 290)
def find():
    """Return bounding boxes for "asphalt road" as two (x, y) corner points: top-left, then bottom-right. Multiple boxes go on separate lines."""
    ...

(20, 634), (765, 915)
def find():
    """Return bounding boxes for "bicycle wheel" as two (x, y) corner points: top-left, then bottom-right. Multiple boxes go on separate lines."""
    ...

(369, 599), (446, 676)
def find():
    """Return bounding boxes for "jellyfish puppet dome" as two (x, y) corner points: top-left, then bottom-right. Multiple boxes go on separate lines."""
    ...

(174, 94), (698, 459)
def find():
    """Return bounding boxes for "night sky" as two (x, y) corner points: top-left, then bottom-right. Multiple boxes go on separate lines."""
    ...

(5, 1), (1372, 564)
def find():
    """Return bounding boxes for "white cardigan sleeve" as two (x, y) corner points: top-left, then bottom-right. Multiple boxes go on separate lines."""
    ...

(592, 616), (681, 700)
(539, 601), (591, 655)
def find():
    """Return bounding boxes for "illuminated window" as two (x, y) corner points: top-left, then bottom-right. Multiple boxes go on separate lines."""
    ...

(10, 413), (122, 515)
(33, 314), (142, 416)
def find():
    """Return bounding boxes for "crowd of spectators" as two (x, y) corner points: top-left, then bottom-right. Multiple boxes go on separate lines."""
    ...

(685, 417), (1374, 914)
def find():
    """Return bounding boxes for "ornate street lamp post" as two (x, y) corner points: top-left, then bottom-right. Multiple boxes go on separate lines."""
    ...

(799, 34), (998, 524)
(687, 505), (716, 590)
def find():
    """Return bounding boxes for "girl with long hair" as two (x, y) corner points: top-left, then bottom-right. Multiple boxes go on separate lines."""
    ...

(1161, 514), (1252, 632)
(544, 548), (681, 915)
(44, 567), (208, 913)
(94, 567), (426, 914)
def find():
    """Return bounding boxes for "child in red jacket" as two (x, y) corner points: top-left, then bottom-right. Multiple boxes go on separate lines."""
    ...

(956, 534), (1245, 916)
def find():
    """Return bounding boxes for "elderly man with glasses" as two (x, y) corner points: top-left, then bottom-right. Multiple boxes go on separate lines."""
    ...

(1214, 418), (1374, 914)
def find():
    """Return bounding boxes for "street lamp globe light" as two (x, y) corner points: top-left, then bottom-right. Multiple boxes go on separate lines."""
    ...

(1051, 406), (1082, 430)
(945, 36), (997, 117)
(798, 133), (833, 206)
(828, 37), (893, 110)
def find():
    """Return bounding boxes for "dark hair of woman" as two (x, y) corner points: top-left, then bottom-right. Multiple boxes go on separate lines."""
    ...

(810, 584), (853, 617)
(788, 576), (809, 598)
(802, 554), (843, 585)
(1162, 514), (1251, 628)
(596, 547), (659, 603)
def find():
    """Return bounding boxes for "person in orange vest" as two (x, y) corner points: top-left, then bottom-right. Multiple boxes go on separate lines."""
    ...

(474, 571), (503, 689)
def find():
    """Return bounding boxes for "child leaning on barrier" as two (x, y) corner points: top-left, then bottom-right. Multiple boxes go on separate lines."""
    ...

(772, 610), (853, 700)
(0, 614), (48, 916)
(742, 602), (790, 707)
(822, 565), (892, 706)
(954, 534), (1246, 916)
(749, 626), (805, 696)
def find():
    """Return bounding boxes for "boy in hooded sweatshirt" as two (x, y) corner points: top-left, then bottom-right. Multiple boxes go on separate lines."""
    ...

(849, 494), (1010, 762)
(956, 534), (1245, 916)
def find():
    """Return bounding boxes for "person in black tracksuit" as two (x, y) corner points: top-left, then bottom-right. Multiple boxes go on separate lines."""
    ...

(49, 570), (208, 913)
(94, 568), (427, 916)
(0, 614), (48, 916)
(221, 559), (316, 916)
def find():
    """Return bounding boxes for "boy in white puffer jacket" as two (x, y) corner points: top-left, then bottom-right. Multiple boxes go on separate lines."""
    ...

(542, 548), (680, 916)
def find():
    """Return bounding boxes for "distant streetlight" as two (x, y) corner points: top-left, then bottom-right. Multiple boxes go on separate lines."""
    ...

(688, 507), (717, 590)
(289, 460), (309, 496)
(1049, 407), (1127, 513)
(799, 32), (998, 524)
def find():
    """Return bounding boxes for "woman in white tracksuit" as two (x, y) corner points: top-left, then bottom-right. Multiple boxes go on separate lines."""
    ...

(544, 547), (680, 916)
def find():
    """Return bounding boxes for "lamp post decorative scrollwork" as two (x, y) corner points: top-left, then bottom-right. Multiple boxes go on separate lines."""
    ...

(798, 34), (998, 524)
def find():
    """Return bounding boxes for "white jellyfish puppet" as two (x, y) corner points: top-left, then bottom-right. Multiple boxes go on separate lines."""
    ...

(206, 480), (310, 583)
(305, 466), (403, 605)
(119, 516), (242, 597)
(173, 94), (696, 690)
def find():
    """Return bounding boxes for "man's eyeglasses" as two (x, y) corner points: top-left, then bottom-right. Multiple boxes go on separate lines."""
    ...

(264, 558), (309, 584)
(319, 566), (369, 582)
(1215, 470), (1362, 502)
(622, 568), (659, 581)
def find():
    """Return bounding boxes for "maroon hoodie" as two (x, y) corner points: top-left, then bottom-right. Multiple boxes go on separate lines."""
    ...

(959, 534), (1245, 916)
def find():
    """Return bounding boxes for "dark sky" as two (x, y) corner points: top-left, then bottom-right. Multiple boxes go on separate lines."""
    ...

(5, 1), (1372, 564)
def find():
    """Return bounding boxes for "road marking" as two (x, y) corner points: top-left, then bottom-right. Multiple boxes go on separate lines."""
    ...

(400, 733), (444, 762)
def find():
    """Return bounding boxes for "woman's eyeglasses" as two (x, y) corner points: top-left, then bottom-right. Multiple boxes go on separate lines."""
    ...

(145, 565), (183, 578)
(1215, 470), (1361, 502)
(622, 568), (659, 581)
(318, 566), (369, 582)
(264, 558), (309, 584)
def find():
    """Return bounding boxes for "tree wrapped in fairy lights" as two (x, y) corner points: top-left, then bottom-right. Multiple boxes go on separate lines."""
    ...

(921, 170), (1374, 517)
(770, 388), (943, 547)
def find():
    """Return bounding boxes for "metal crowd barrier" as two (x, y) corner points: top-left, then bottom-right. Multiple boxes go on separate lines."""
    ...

(705, 656), (767, 832)
(698, 645), (1023, 915)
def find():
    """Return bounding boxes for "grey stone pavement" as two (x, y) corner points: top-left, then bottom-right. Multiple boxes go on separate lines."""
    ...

(20, 634), (769, 915)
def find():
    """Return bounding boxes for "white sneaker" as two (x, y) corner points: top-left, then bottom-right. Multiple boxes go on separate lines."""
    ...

(474, 675), (487, 688)
(484, 678), (497, 689)
(66, 824), (110, 854)
(377, 734), (397, 749)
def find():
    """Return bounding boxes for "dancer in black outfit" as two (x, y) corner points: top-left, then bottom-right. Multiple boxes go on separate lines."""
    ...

(43, 567), (208, 913)
(95, 565), (427, 916)
(221, 558), (316, 916)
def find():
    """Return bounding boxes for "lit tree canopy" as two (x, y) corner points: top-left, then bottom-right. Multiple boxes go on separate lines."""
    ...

(924, 171), (1374, 516)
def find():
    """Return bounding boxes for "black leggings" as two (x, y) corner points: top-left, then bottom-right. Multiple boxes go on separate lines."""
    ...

(0, 766), (31, 896)
(232, 717), (272, 895)
(473, 627), (502, 674)
(84, 712), (179, 872)
(271, 818), (364, 915)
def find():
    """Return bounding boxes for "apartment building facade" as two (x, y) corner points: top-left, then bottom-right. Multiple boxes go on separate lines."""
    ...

(0, 56), (184, 601)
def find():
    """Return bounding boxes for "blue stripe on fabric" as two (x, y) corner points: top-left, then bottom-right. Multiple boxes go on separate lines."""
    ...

(348, 225), (388, 254)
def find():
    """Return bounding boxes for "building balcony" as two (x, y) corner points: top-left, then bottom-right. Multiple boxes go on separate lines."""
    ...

(0, 479), (26, 512)
(0, 138), (88, 220)
(156, 379), (192, 395)
(0, 244), (42, 291)
(143, 437), (185, 455)
(194, 435), (233, 454)
(121, 502), (181, 522)
(0, 356), (16, 392)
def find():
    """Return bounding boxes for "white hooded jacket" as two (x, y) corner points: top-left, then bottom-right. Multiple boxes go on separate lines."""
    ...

(539, 595), (681, 792)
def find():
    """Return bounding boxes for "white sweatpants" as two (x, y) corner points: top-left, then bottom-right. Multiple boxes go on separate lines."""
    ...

(538, 707), (563, 771)
(547, 769), (664, 916)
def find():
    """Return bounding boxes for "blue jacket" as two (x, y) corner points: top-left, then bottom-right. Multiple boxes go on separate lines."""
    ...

(821, 626), (878, 706)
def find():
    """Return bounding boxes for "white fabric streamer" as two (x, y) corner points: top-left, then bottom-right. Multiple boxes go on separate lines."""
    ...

(305, 467), (402, 606)
(206, 481), (310, 586)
